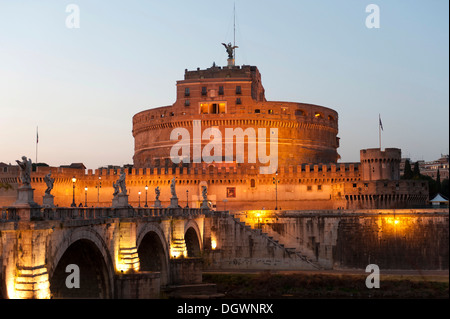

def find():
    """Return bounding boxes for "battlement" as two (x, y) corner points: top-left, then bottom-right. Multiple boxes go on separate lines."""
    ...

(184, 65), (261, 80)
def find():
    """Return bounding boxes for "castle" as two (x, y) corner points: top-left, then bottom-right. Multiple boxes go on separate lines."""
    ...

(0, 63), (429, 210)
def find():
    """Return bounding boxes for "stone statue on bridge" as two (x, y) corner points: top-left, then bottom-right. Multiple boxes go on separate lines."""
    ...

(44, 172), (54, 195)
(16, 156), (32, 187)
(154, 186), (162, 208)
(43, 172), (55, 208)
(13, 155), (39, 208)
(201, 186), (209, 209)
(170, 177), (177, 198)
(117, 168), (127, 195)
(155, 186), (160, 200)
(112, 168), (129, 208)
(168, 177), (180, 208)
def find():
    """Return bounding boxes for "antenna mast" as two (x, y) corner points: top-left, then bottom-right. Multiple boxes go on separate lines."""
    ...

(233, 3), (236, 60)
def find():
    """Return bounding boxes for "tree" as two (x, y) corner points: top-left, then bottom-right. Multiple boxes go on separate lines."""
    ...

(0, 182), (12, 191)
(441, 179), (449, 198)
(413, 162), (420, 177)
(402, 160), (413, 180)
(436, 169), (441, 194)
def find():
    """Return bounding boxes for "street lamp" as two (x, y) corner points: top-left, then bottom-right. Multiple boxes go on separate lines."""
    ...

(186, 190), (189, 208)
(96, 176), (102, 207)
(145, 185), (148, 207)
(84, 187), (88, 207)
(71, 176), (77, 207)
(138, 191), (141, 208)
(273, 171), (278, 210)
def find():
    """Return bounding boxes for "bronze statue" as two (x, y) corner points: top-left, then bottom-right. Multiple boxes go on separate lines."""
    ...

(222, 42), (238, 59)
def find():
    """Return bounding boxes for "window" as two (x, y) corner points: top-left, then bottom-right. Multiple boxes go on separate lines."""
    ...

(219, 86), (224, 95)
(170, 112), (174, 116)
(185, 100), (190, 106)
(200, 102), (226, 114)
(250, 179), (256, 188)
(184, 88), (190, 97)
(328, 115), (334, 121)
(254, 109), (261, 114)
(353, 183), (357, 188)
(236, 86), (241, 94)
(201, 87), (207, 96)
(227, 187), (236, 198)
(236, 98), (242, 105)
(307, 185), (312, 191)
(268, 109), (273, 114)
(295, 109), (306, 116)
(317, 185), (322, 191)
(314, 112), (323, 118)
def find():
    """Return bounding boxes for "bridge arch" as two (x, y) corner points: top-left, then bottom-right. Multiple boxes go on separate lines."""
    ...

(48, 227), (114, 298)
(184, 220), (203, 257)
(136, 224), (169, 286)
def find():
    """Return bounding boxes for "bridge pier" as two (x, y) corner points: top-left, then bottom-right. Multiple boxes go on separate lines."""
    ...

(117, 220), (140, 273)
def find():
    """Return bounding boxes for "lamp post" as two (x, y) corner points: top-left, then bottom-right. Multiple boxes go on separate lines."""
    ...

(186, 190), (189, 208)
(145, 185), (148, 207)
(138, 191), (141, 208)
(96, 176), (101, 207)
(84, 187), (88, 207)
(71, 176), (77, 207)
(273, 171), (278, 210)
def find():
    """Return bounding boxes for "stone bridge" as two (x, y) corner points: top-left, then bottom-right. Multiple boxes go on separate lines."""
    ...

(0, 204), (320, 299)
(2, 204), (447, 299)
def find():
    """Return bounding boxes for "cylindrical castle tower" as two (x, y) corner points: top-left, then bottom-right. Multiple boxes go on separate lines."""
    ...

(132, 65), (340, 170)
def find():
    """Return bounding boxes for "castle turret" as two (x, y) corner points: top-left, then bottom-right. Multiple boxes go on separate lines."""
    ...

(360, 148), (401, 181)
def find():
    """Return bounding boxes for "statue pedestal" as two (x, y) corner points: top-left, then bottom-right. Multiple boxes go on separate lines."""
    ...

(227, 58), (235, 67)
(13, 186), (39, 208)
(168, 197), (180, 209)
(154, 199), (162, 208)
(42, 194), (55, 208)
(112, 193), (129, 208)
(201, 199), (209, 210)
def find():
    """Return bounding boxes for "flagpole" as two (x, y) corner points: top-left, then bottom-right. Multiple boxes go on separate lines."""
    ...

(36, 126), (38, 164)
(378, 114), (381, 150)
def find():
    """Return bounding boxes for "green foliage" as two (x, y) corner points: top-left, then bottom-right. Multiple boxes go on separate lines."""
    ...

(402, 160), (413, 180)
(0, 182), (12, 191)
(441, 179), (449, 198)
(413, 162), (421, 176)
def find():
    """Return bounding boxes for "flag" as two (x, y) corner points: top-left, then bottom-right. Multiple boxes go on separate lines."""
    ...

(36, 126), (39, 143)
(379, 115), (383, 131)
